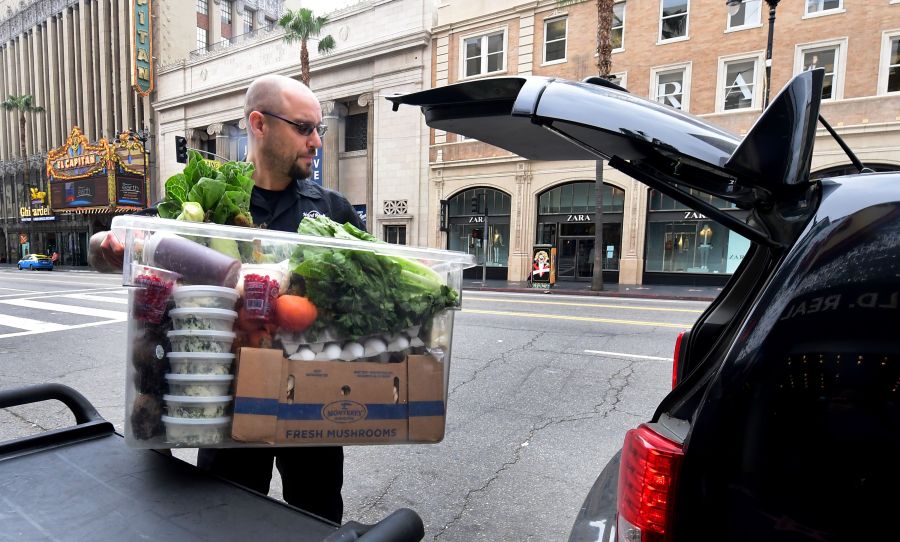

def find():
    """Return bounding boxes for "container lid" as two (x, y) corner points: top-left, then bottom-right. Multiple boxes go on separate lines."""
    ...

(163, 394), (233, 403)
(161, 415), (231, 425)
(112, 215), (476, 268)
(173, 285), (239, 297)
(165, 374), (234, 382)
(167, 352), (236, 360)
(166, 330), (237, 339)
(169, 308), (238, 319)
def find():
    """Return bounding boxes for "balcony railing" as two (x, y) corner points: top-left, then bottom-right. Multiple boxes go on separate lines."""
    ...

(190, 23), (279, 59)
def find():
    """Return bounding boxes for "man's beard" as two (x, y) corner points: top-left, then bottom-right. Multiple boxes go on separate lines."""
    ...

(289, 160), (311, 180)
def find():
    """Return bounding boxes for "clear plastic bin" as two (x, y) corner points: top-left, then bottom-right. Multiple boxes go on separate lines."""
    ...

(115, 215), (475, 448)
(168, 352), (235, 375)
(167, 329), (236, 353)
(172, 285), (239, 310)
(165, 374), (234, 396)
(169, 308), (238, 332)
(164, 394), (233, 419)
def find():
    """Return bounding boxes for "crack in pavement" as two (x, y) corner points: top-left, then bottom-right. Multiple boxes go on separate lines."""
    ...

(434, 359), (640, 540)
(449, 331), (546, 396)
(355, 473), (401, 517)
(1, 407), (50, 431)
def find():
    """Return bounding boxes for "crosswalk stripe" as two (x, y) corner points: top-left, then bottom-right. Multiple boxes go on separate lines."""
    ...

(0, 299), (126, 320)
(0, 314), (69, 332)
(61, 293), (129, 305)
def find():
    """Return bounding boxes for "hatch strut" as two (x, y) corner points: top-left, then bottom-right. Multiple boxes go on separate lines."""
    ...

(818, 115), (873, 174)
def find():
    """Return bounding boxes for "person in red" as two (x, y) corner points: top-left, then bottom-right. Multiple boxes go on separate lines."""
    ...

(51, 251), (59, 264)
(89, 75), (360, 523)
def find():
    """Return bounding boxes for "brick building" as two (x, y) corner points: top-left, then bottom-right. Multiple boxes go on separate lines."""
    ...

(428, 0), (900, 285)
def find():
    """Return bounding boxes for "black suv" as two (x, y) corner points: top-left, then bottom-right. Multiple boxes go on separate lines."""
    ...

(389, 69), (899, 541)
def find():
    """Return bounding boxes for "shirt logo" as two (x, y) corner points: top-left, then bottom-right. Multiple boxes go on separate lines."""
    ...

(303, 210), (323, 219)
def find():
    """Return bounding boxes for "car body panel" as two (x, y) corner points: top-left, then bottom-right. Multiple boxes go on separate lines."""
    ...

(17, 254), (53, 270)
(387, 70), (824, 249)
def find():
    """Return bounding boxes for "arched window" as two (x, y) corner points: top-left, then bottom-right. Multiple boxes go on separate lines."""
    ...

(538, 182), (624, 214)
(446, 187), (511, 272)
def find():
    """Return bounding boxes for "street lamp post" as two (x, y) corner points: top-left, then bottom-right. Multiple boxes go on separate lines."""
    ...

(727, 0), (780, 107)
(129, 127), (152, 208)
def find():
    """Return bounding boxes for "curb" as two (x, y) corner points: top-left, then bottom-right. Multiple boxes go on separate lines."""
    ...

(462, 286), (717, 302)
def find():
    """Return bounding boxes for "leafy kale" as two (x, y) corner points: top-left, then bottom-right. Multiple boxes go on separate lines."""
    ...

(157, 150), (254, 227)
(291, 216), (459, 340)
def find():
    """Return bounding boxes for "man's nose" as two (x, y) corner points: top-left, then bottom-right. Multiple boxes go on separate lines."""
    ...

(308, 128), (323, 149)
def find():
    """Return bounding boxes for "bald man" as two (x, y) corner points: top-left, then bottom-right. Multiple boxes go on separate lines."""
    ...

(197, 75), (362, 522)
(90, 75), (362, 522)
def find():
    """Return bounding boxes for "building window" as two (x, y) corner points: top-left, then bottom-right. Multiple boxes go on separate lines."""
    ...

(462, 30), (506, 78)
(796, 41), (845, 100)
(447, 188), (511, 268)
(608, 72), (627, 89)
(805, 0), (842, 16)
(197, 0), (208, 15)
(544, 17), (567, 64)
(612, 2), (626, 50)
(652, 64), (690, 110)
(719, 56), (760, 111)
(344, 112), (368, 152)
(727, 0), (760, 30)
(384, 225), (407, 245)
(659, 0), (689, 42)
(880, 32), (900, 95)
(243, 8), (255, 33)
(221, 0), (232, 24)
(265, 16), (276, 30)
(196, 27), (208, 50)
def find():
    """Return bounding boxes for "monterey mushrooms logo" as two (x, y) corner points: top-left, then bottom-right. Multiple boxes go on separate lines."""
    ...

(322, 400), (368, 423)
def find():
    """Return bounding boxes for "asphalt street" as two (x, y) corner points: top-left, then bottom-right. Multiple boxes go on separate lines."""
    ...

(0, 268), (706, 541)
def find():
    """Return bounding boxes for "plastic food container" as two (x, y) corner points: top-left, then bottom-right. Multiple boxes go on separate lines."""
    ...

(161, 416), (232, 446)
(167, 352), (235, 375)
(117, 215), (475, 449)
(166, 330), (235, 353)
(131, 265), (180, 324)
(172, 285), (239, 310)
(169, 308), (238, 332)
(163, 394), (233, 419)
(165, 374), (234, 396)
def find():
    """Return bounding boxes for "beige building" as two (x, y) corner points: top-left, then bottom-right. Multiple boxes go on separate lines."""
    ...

(427, 0), (900, 285)
(0, 0), (289, 264)
(155, 0), (436, 244)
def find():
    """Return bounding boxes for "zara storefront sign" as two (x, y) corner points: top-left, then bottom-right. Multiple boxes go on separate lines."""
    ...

(468, 216), (485, 223)
(683, 211), (708, 220)
(566, 214), (593, 222)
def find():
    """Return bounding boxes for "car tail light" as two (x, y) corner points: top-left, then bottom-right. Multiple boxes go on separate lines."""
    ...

(671, 332), (685, 389)
(616, 424), (684, 542)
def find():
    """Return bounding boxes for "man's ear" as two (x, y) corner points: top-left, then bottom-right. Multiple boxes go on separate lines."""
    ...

(247, 111), (265, 137)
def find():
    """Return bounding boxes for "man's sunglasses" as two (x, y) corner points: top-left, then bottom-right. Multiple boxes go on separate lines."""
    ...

(260, 111), (327, 137)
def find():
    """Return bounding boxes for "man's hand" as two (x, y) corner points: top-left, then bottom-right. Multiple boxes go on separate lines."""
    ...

(88, 230), (125, 273)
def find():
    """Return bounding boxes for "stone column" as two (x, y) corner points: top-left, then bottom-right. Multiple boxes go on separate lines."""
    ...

(511, 161), (533, 281)
(97, 1), (112, 139)
(79, 0), (94, 139)
(358, 93), (375, 233)
(208, 123), (228, 160)
(321, 100), (345, 191)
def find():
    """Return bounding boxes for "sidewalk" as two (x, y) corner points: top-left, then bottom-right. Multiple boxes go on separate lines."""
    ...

(462, 278), (721, 301)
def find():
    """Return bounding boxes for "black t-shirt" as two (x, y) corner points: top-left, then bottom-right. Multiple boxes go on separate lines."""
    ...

(250, 179), (366, 234)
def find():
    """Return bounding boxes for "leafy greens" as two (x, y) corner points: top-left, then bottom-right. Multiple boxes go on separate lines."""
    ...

(157, 150), (255, 227)
(291, 216), (459, 340)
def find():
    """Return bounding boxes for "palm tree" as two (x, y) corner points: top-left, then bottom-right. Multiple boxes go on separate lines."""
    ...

(557, 0), (614, 291)
(2, 94), (45, 258)
(278, 8), (337, 86)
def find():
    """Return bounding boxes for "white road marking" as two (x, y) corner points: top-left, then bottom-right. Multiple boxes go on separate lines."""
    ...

(0, 318), (124, 340)
(61, 293), (129, 305)
(0, 298), (126, 320)
(0, 314), (69, 332)
(464, 290), (710, 306)
(0, 287), (125, 299)
(584, 349), (670, 361)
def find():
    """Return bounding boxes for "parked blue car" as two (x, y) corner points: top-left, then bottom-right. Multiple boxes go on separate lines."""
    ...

(17, 254), (54, 271)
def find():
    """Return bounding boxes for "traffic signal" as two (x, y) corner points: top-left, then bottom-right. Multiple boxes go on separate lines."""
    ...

(471, 195), (479, 214)
(175, 135), (188, 163)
